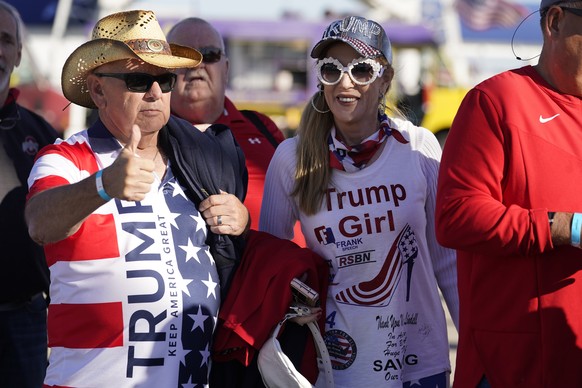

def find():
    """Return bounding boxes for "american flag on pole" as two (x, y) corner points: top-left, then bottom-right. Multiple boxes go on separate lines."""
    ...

(455, 0), (529, 31)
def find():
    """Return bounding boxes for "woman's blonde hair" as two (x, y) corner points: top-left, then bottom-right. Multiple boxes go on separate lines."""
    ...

(292, 58), (394, 215)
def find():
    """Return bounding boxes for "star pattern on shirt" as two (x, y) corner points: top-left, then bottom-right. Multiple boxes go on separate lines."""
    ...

(399, 227), (418, 260)
(180, 278), (195, 297)
(85, 136), (217, 387)
(161, 176), (218, 387)
(168, 180), (189, 199)
(188, 305), (209, 332)
(168, 211), (181, 230)
(180, 375), (196, 388)
(179, 238), (203, 263)
(199, 344), (211, 368)
(190, 213), (207, 235)
(201, 273), (218, 299)
(179, 344), (193, 366)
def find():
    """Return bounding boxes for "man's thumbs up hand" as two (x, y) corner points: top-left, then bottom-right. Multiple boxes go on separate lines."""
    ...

(101, 125), (156, 202)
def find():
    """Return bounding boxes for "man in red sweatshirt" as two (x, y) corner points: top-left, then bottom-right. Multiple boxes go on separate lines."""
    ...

(436, 1), (582, 386)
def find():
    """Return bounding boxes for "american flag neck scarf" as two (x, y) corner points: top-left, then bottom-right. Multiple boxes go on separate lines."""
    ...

(328, 112), (408, 172)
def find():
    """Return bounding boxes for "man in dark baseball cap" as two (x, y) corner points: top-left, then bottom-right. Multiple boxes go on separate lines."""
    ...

(540, 0), (576, 9)
(310, 15), (392, 64)
(436, 0), (582, 386)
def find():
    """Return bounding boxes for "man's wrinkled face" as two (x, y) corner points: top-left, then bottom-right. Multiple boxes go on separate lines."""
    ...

(167, 21), (229, 122)
(88, 59), (172, 142)
(0, 9), (21, 93)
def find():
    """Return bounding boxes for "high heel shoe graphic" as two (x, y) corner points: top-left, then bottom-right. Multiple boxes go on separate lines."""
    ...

(335, 224), (418, 307)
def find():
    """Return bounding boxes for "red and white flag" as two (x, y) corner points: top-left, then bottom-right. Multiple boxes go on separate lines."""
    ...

(455, 0), (529, 31)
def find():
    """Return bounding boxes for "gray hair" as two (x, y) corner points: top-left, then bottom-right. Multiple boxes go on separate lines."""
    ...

(167, 17), (226, 53)
(0, 1), (23, 49)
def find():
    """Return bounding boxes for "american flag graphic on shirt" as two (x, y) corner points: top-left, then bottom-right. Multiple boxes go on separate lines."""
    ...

(28, 124), (219, 388)
(335, 224), (418, 307)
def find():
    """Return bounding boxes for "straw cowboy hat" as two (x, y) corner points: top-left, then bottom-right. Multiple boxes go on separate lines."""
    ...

(61, 10), (202, 109)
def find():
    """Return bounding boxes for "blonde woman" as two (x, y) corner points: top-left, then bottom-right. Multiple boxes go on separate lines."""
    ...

(260, 16), (458, 387)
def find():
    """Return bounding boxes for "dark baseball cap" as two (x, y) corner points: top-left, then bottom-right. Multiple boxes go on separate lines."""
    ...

(310, 16), (393, 64)
(540, 0), (574, 9)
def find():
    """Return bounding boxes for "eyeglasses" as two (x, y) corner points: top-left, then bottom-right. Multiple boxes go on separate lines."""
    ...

(561, 6), (582, 17)
(94, 72), (177, 93)
(316, 57), (384, 86)
(197, 47), (224, 64)
(0, 105), (20, 130)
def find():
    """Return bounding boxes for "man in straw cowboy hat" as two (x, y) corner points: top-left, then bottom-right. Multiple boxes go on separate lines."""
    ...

(25, 10), (249, 387)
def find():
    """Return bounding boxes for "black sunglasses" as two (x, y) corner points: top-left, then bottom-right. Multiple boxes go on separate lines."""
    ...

(561, 6), (582, 16)
(197, 47), (223, 64)
(94, 72), (177, 93)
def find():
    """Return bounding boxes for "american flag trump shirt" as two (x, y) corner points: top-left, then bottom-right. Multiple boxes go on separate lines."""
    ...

(28, 122), (219, 388)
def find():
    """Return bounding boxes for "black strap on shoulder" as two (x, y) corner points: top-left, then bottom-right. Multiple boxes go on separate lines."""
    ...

(240, 109), (280, 149)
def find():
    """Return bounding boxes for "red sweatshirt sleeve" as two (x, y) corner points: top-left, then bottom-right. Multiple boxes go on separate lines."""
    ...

(435, 88), (552, 257)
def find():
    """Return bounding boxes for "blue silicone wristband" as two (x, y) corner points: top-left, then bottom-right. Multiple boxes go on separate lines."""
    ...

(571, 213), (582, 248)
(95, 170), (112, 202)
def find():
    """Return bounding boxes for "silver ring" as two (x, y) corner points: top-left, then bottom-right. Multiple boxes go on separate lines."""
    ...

(217, 215), (223, 226)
